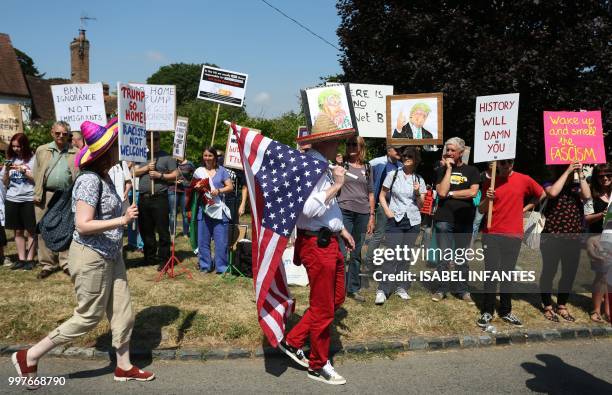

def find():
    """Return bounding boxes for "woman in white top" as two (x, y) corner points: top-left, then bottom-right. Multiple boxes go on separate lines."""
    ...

(375, 147), (426, 305)
(190, 147), (233, 273)
(3, 133), (36, 269)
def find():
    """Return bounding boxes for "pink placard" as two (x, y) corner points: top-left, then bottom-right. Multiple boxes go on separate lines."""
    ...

(543, 111), (605, 165)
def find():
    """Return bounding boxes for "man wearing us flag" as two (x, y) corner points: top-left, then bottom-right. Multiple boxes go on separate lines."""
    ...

(278, 113), (356, 385)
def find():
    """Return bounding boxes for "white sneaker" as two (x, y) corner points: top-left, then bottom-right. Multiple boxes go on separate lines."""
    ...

(307, 361), (346, 385)
(395, 287), (411, 300)
(375, 290), (386, 305)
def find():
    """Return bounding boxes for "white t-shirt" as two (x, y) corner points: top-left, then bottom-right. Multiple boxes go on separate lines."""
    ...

(1, 157), (35, 203)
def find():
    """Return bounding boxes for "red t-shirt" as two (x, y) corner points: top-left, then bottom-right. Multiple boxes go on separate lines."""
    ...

(483, 171), (544, 238)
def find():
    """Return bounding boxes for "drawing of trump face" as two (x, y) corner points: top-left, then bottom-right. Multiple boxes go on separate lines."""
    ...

(409, 102), (431, 128)
(318, 89), (347, 128)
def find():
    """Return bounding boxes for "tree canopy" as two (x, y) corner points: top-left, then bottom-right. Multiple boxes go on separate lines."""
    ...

(336, 0), (611, 174)
(14, 48), (44, 77)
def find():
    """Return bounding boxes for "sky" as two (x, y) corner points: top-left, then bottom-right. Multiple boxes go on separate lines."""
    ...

(0, 0), (343, 118)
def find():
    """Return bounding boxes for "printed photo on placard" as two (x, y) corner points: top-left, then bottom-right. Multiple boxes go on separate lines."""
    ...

(386, 93), (443, 146)
(301, 84), (357, 134)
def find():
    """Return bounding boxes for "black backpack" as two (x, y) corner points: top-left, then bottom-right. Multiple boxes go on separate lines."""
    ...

(37, 171), (103, 252)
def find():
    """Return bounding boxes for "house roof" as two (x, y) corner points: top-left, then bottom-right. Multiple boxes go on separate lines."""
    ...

(25, 75), (61, 122)
(0, 33), (29, 98)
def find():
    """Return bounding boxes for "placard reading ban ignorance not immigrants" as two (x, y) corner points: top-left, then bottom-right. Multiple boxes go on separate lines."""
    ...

(51, 83), (107, 131)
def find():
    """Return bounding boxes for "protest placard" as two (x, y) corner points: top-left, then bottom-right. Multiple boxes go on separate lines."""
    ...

(224, 124), (261, 170)
(473, 93), (519, 163)
(0, 104), (23, 147)
(347, 83), (393, 138)
(197, 66), (248, 107)
(543, 111), (605, 165)
(131, 84), (176, 131)
(117, 82), (147, 163)
(51, 83), (107, 131)
(173, 116), (189, 160)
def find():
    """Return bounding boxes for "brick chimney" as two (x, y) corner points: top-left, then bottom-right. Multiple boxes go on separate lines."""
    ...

(70, 29), (89, 83)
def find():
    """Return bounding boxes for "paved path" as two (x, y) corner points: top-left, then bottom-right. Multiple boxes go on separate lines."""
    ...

(1, 339), (611, 394)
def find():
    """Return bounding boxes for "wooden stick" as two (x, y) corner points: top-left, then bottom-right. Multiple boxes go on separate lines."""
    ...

(486, 161), (497, 229)
(131, 165), (137, 231)
(211, 103), (221, 146)
(150, 132), (155, 195)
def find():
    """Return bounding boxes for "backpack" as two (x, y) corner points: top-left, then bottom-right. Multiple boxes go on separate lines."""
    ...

(37, 171), (103, 252)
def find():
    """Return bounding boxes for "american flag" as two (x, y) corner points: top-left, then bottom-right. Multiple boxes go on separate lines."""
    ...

(231, 123), (328, 347)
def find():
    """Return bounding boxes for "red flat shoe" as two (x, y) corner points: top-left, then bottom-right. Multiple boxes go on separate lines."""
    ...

(114, 366), (155, 382)
(11, 349), (39, 389)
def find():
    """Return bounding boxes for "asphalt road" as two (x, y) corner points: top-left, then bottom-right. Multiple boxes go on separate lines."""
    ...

(1, 339), (611, 394)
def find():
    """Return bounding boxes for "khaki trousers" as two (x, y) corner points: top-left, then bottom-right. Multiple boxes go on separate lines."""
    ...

(35, 191), (69, 271)
(48, 241), (135, 348)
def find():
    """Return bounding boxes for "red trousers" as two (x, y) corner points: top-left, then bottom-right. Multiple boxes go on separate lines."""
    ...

(286, 234), (345, 370)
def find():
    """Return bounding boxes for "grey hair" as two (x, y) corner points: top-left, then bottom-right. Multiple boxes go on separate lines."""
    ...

(444, 137), (465, 153)
(52, 121), (71, 133)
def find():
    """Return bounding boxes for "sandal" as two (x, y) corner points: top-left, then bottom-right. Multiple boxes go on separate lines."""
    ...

(590, 311), (605, 323)
(556, 306), (575, 322)
(543, 306), (559, 322)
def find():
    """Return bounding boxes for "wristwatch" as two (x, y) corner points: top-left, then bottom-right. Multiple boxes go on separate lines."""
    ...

(448, 191), (454, 198)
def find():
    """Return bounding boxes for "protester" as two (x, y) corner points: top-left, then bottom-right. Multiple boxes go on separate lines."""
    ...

(133, 132), (177, 270)
(71, 131), (84, 150)
(375, 147), (426, 305)
(364, 146), (402, 273)
(584, 163), (612, 323)
(189, 147), (233, 273)
(432, 137), (480, 303)
(478, 158), (545, 328)
(0, 162), (6, 267)
(338, 136), (374, 302)
(11, 120), (154, 388)
(539, 163), (591, 322)
(3, 133), (36, 269)
(470, 161), (494, 248)
(168, 158), (195, 237)
(33, 121), (78, 279)
(335, 152), (344, 166)
(278, 114), (355, 385)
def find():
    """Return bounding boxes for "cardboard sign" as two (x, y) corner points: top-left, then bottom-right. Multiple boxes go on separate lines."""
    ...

(348, 83), (393, 138)
(131, 84), (176, 131)
(224, 125), (260, 170)
(386, 93), (443, 146)
(51, 83), (107, 131)
(462, 146), (471, 164)
(0, 104), (23, 147)
(302, 83), (358, 134)
(197, 66), (248, 107)
(473, 93), (519, 163)
(117, 83), (147, 162)
(543, 111), (605, 164)
(173, 116), (189, 160)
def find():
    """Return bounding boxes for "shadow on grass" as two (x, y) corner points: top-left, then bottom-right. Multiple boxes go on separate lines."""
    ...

(262, 307), (348, 377)
(522, 354), (612, 393)
(70, 305), (191, 379)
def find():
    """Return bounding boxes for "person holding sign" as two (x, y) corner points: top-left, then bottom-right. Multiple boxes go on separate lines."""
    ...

(584, 163), (612, 323)
(431, 137), (480, 304)
(132, 133), (177, 270)
(11, 120), (154, 387)
(33, 121), (79, 279)
(477, 158), (545, 328)
(539, 163), (591, 322)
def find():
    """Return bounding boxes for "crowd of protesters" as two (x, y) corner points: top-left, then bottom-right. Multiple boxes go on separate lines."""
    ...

(1, 121), (610, 331)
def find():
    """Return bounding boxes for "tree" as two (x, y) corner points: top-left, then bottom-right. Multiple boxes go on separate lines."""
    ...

(147, 63), (217, 106)
(14, 48), (44, 77)
(336, 0), (612, 178)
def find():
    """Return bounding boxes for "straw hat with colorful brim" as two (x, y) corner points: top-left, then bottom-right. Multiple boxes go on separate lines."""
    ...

(296, 113), (355, 144)
(74, 117), (119, 168)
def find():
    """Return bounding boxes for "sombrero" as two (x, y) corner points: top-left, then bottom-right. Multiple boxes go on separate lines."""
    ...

(74, 117), (119, 168)
(296, 113), (355, 144)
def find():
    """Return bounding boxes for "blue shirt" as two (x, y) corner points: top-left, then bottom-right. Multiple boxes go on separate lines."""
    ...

(370, 155), (402, 205)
